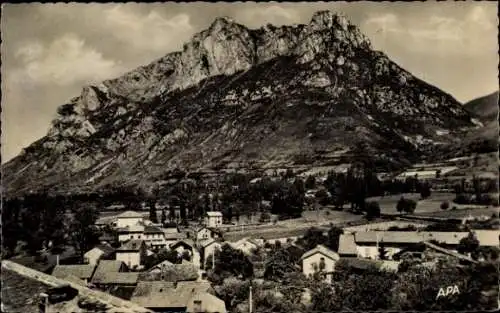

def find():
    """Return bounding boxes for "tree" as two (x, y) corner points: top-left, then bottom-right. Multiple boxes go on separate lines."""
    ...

(297, 227), (327, 251)
(440, 201), (450, 211)
(420, 183), (431, 199)
(161, 209), (167, 225)
(396, 197), (417, 214)
(264, 248), (298, 281)
(305, 175), (316, 190)
(326, 226), (344, 252)
(208, 244), (254, 284)
(148, 200), (158, 223)
(457, 232), (480, 259)
(69, 204), (100, 263)
(365, 201), (381, 220)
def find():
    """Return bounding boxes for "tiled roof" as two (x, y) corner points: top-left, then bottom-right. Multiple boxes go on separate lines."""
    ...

(148, 260), (174, 272)
(354, 231), (470, 245)
(301, 245), (340, 261)
(117, 211), (144, 219)
(171, 239), (195, 249)
(423, 241), (478, 263)
(164, 232), (187, 240)
(130, 281), (214, 309)
(139, 264), (199, 282)
(91, 272), (140, 285)
(86, 244), (115, 256)
(118, 225), (145, 234)
(52, 264), (97, 280)
(2, 260), (152, 313)
(340, 257), (384, 271)
(144, 226), (164, 234)
(92, 260), (126, 283)
(117, 240), (145, 252)
(338, 234), (358, 256)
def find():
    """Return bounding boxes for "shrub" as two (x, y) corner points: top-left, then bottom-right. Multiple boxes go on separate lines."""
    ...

(440, 201), (450, 210)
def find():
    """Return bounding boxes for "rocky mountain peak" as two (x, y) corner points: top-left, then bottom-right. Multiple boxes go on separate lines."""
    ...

(309, 10), (349, 31)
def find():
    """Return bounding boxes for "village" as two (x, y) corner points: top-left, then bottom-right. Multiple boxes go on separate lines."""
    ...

(3, 197), (499, 313)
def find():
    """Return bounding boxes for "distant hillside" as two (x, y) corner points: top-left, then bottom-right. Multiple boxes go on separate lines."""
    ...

(464, 91), (499, 123)
(3, 11), (479, 196)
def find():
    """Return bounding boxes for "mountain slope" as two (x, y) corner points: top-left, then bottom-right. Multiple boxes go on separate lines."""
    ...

(464, 91), (499, 123)
(3, 11), (477, 196)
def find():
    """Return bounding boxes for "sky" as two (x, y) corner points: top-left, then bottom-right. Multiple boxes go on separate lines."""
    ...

(1, 2), (498, 162)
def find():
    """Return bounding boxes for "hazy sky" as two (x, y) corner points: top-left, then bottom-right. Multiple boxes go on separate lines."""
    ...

(1, 2), (498, 162)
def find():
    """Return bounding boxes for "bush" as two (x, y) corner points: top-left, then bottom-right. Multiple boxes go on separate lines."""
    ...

(440, 201), (450, 210)
(365, 201), (381, 220)
(259, 212), (271, 223)
(396, 197), (417, 214)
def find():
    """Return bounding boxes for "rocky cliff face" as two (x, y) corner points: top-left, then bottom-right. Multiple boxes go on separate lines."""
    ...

(3, 11), (477, 195)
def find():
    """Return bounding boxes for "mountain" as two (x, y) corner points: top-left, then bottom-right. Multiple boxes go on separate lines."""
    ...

(464, 91), (499, 123)
(3, 11), (479, 196)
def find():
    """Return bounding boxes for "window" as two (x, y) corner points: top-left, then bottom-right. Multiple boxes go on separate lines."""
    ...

(193, 300), (202, 312)
(131, 235), (134, 239)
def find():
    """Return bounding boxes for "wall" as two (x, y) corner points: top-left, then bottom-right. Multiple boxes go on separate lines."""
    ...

(302, 253), (337, 283)
(205, 216), (222, 228)
(84, 249), (104, 265)
(356, 245), (402, 260)
(117, 217), (143, 228)
(116, 252), (141, 269)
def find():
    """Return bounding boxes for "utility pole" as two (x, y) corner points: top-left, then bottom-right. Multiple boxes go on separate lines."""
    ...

(249, 285), (253, 313)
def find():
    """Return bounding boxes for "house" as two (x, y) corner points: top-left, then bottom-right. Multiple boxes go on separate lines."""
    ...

(229, 237), (260, 255)
(204, 211), (223, 228)
(147, 260), (174, 274)
(301, 245), (340, 283)
(197, 239), (222, 268)
(118, 225), (146, 243)
(91, 260), (129, 286)
(116, 211), (144, 228)
(84, 244), (115, 265)
(188, 226), (223, 242)
(354, 230), (500, 260)
(338, 234), (358, 257)
(164, 227), (188, 246)
(51, 264), (97, 284)
(143, 225), (168, 250)
(1, 260), (151, 313)
(116, 240), (148, 269)
(170, 240), (201, 269)
(130, 281), (226, 313)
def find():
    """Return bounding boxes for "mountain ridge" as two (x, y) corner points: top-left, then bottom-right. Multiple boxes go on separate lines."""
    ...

(3, 10), (479, 196)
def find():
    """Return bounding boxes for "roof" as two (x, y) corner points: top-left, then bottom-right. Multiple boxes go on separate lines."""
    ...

(130, 281), (213, 309)
(139, 264), (199, 282)
(338, 234), (358, 256)
(118, 225), (145, 234)
(340, 257), (384, 271)
(92, 260), (126, 283)
(148, 260), (174, 272)
(117, 211), (144, 219)
(52, 264), (96, 280)
(86, 244), (115, 256)
(301, 245), (340, 261)
(144, 225), (164, 234)
(186, 291), (226, 313)
(2, 260), (152, 313)
(354, 231), (471, 245)
(206, 211), (223, 217)
(171, 239), (195, 249)
(91, 272), (140, 285)
(230, 237), (260, 249)
(117, 240), (146, 252)
(473, 230), (500, 246)
(164, 232), (187, 240)
(423, 241), (479, 264)
(198, 238), (222, 249)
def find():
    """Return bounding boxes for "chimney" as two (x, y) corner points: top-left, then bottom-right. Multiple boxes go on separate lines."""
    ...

(38, 293), (48, 313)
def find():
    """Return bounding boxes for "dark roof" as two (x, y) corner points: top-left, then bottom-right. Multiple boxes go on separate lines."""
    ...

(91, 272), (139, 285)
(117, 240), (146, 252)
(340, 257), (384, 271)
(92, 260), (126, 284)
(1, 267), (52, 313)
(144, 226), (164, 234)
(338, 234), (358, 256)
(92, 244), (116, 255)
(52, 264), (97, 280)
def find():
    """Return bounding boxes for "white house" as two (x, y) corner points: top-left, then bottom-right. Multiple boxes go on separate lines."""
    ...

(301, 245), (340, 283)
(118, 225), (145, 243)
(229, 238), (260, 255)
(115, 240), (147, 269)
(189, 226), (223, 243)
(83, 244), (115, 265)
(205, 211), (223, 228)
(198, 239), (222, 268)
(170, 240), (202, 269)
(116, 211), (144, 228)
